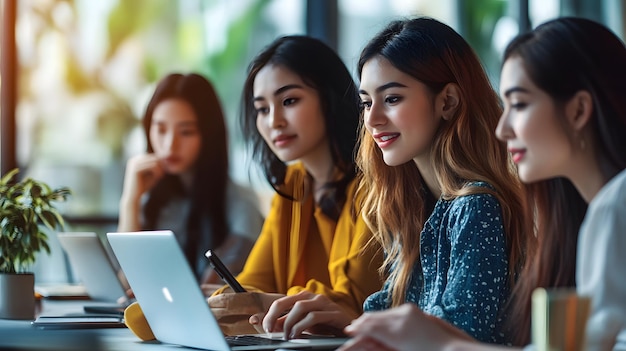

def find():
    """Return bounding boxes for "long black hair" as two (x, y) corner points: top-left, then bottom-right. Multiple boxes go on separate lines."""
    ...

(503, 17), (626, 345)
(142, 73), (228, 270)
(240, 35), (360, 220)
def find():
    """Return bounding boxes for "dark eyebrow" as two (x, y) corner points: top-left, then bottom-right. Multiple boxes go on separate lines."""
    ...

(153, 120), (197, 127)
(253, 84), (304, 102)
(359, 81), (408, 95)
(503, 86), (530, 98)
(177, 121), (198, 127)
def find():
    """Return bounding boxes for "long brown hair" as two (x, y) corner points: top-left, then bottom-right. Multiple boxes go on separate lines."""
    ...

(356, 17), (530, 315)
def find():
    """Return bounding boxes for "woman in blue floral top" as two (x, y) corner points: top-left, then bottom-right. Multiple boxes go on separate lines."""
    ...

(256, 17), (531, 345)
(363, 182), (510, 342)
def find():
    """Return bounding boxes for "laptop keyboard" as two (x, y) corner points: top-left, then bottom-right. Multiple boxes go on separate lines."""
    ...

(225, 335), (286, 346)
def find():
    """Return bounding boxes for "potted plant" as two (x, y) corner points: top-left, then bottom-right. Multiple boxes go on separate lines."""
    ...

(0, 168), (71, 319)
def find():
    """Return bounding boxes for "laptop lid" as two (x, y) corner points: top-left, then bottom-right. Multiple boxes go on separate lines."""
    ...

(106, 230), (347, 351)
(57, 232), (128, 302)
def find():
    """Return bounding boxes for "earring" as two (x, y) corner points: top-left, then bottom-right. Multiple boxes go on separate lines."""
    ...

(580, 138), (586, 151)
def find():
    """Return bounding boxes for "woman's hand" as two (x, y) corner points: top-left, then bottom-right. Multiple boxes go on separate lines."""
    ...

(207, 292), (284, 336)
(338, 303), (476, 351)
(200, 283), (225, 297)
(122, 153), (165, 199)
(118, 153), (165, 232)
(260, 291), (356, 340)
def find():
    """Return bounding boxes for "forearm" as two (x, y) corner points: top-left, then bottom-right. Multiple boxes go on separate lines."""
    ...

(117, 195), (142, 232)
(317, 212), (384, 315)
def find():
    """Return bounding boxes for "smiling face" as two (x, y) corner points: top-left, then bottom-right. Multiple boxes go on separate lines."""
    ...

(496, 56), (574, 183)
(359, 56), (442, 167)
(253, 64), (329, 165)
(149, 98), (202, 175)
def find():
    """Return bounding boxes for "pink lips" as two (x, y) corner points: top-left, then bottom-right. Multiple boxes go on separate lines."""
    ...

(509, 148), (526, 163)
(273, 134), (296, 147)
(372, 132), (400, 149)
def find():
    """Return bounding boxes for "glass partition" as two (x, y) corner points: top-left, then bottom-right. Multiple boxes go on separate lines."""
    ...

(10, 1), (626, 279)
(14, 0), (305, 232)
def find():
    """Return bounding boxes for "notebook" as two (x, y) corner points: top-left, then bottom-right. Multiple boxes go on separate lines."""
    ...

(31, 314), (126, 329)
(106, 230), (348, 351)
(57, 232), (131, 311)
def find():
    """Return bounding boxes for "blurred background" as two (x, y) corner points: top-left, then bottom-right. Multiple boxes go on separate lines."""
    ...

(1, 0), (625, 281)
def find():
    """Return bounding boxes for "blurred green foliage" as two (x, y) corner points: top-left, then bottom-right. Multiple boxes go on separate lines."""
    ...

(459, 0), (507, 81)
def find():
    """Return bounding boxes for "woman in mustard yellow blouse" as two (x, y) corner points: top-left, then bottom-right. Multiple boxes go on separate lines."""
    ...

(123, 35), (383, 340)
(207, 35), (383, 335)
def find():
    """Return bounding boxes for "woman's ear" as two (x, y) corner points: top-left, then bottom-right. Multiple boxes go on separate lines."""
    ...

(438, 83), (461, 120)
(566, 90), (593, 132)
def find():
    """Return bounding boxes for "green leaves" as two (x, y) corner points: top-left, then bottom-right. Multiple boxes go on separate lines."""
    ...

(0, 168), (71, 274)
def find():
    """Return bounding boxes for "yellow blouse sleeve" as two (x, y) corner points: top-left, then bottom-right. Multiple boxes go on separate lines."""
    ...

(213, 165), (384, 317)
(216, 193), (283, 294)
(286, 182), (384, 316)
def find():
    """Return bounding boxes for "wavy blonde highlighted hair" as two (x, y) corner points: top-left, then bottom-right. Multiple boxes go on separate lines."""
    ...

(356, 17), (531, 308)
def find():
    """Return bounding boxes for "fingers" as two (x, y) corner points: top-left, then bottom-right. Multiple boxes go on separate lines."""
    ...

(249, 312), (266, 334)
(208, 292), (253, 309)
(137, 159), (164, 187)
(261, 292), (351, 340)
(123, 154), (164, 196)
(282, 294), (350, 338)
(344, 304), (416, 336)
(343, 313), (374, 336)
(263, 291), (317, 333)
(209, 292), (280, 324)
(342, 309), (406, 348)
(343, 304), (471, 351)
(127, 154), (161, 177)
(125, 288), (135, 299)
(285, 310), (347, 339)
(207, 294), (229, 309)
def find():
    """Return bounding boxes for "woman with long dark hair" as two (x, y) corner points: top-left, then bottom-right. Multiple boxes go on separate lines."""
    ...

(118, 73), (263, 284)
(206, 35), (384, 335)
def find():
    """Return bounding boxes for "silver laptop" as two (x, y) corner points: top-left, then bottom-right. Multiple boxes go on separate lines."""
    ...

(57, 232), (129, 303)
(106, 230), (348, 351)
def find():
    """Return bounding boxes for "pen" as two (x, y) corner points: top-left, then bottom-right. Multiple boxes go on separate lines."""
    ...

(204, 250), (247, 293)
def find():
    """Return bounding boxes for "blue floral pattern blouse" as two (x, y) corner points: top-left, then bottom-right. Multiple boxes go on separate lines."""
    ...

(363, 182), (509, 344)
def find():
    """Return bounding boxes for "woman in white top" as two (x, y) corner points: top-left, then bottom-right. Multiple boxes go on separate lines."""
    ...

(336, 17), (626, 351)
(118, 73), (263, 285)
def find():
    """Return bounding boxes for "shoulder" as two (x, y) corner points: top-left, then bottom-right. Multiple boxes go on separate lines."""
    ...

(579, 169), (626, 245)
(447, 182), (501, 214)
(284, 162), (307, 184)
(436, 183), (505, 240)
(588, 169), (626, 212)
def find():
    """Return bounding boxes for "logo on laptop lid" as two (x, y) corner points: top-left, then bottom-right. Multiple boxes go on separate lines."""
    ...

(162, 287), (173, 303)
